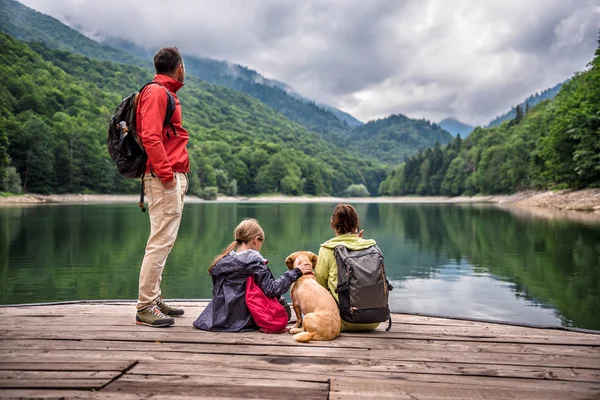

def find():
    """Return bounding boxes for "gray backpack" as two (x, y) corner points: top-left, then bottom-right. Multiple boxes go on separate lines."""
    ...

(334, 245), (393, 331)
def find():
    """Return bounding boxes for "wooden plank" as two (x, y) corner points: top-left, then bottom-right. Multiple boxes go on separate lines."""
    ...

(0, 370), (118, 380)
(1, 304), (594, 336)
(0, 303), (204, 315)
(1, 338), (598, 369)
(0, 379), (109, 389)
(0, 305), (504, 328)
(3, 332), (598, 358)
(0, 345), (600, 369)
(131, 359), (600, 383)
(0, 390), (236, 400)
(3, 326), (600, 346)
(3, 339), (600, 375)
(107, 373), (599, 399)
(1, 351), (599, 388)
(3, 317), (596, 339)
(329, 377), (599, 400)
(2, 306), (596, 336)
(103, 374), (329, 399)
(129, 362), (600, 394)
(0, 339), (368, 358)
(0, 361), (132, 371)
(2, 314), (595, 340)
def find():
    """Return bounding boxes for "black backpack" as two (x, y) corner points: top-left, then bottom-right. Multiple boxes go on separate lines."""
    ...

(107, 82), (176, 210)
(334, 245), (393, 331)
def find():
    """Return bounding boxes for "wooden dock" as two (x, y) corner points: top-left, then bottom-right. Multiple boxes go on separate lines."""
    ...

(0, 301), (599, 399)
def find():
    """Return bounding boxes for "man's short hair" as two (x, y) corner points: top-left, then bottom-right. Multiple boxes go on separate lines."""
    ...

(153, 47), (182, 74)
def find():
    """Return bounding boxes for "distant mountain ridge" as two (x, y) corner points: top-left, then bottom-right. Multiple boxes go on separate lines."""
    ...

(439, 117), (474, 137)
(346, 114), (454, 165)
(486, 82), (564, 127)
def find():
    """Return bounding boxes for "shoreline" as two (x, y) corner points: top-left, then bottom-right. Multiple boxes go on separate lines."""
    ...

(1, 189), (599, 213)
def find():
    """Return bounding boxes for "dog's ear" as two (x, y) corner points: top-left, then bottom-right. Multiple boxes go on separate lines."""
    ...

(285, 252), (297, 270)
(309, 252), (318, 268)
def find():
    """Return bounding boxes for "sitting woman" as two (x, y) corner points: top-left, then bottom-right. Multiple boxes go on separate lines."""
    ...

(314, 204), (380, 332)
(194, 218), (312, 332)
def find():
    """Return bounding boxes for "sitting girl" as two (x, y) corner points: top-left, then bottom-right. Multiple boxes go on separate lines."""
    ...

(194, 218), (312, 332)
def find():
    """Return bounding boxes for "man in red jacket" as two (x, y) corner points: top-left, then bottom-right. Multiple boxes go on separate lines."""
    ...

(135, 47), (190, 327)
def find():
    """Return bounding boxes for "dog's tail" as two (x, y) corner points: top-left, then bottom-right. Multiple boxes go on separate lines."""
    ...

(293, 331), (316, 343)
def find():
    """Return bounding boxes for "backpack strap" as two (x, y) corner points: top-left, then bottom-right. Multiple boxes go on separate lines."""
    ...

(164, 91), (177, 138)
(139, 173), (147, 213)
(139, 82), (177, 139)
(334, 245), (351, 294)
(386, 310), (392, 331)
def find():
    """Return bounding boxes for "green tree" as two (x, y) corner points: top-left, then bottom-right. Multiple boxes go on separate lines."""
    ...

(343, 184), (370, 197)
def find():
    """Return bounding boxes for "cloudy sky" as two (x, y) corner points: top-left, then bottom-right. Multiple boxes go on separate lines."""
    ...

(20, 0), (600, 125)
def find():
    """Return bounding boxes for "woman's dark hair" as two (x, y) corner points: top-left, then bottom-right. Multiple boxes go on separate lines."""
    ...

(331, 204), (359, 235)
(153, 47), (182, 75)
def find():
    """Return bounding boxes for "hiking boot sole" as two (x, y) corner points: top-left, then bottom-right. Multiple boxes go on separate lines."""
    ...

(135, 320), (174, 328)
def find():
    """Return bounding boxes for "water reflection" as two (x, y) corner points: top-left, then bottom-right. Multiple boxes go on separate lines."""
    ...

(0, 202), (598, 329)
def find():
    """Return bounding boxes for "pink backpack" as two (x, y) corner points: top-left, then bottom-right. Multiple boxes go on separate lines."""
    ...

(245, 276), (288, 333)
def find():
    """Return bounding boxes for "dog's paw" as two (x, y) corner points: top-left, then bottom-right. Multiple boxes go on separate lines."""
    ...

(289, 327), (303, 335)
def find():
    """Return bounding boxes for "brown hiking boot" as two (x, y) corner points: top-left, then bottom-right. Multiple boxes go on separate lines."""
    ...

(156, 297), (185, 317)
(136, 306), (174, 327)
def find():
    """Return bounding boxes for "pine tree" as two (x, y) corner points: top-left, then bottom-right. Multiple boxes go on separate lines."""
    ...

(515, 105), (524, 124)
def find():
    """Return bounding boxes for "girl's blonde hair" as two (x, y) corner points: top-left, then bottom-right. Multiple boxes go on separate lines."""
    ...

(209, 218), (265, 271)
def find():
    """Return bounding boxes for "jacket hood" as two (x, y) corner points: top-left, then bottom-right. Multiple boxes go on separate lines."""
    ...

(154, 74), (184, 93)
(321, 234), (376, 250)
(210, 249), (266, 277)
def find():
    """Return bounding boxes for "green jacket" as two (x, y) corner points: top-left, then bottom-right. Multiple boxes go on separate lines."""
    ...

(315, 234), (380, 332)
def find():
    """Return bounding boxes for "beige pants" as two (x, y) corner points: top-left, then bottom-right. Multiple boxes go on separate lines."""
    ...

(137, 172), (188, 310)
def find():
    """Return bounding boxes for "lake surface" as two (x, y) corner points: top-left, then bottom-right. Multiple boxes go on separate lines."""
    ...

(1, 202), (599, 330)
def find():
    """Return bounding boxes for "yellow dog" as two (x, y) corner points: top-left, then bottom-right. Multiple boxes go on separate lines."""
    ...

(285, 251), (341, 342)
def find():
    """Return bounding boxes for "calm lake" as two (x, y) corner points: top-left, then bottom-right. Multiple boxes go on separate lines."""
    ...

(1, 202), (599, 330)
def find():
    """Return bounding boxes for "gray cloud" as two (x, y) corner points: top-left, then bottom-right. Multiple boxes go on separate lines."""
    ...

(20, 0), (600, 125)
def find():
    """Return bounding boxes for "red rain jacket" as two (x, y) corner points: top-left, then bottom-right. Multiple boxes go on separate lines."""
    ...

(136, 74), (190, 183)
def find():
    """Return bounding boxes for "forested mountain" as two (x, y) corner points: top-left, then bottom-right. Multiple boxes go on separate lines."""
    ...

(0, 0), (355, 136)
(345, 114), (454, 165)
(0, 33), (386, 196)
(380, 38), (600, 196)
(439, 117), (474, 137)
(486, 82), (564, 128)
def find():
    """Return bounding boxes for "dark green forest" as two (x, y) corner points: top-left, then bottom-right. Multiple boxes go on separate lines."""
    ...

(380, 37), (600, 196)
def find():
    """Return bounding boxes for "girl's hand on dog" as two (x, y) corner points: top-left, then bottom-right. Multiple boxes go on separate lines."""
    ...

(295, 263), (313, 275)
